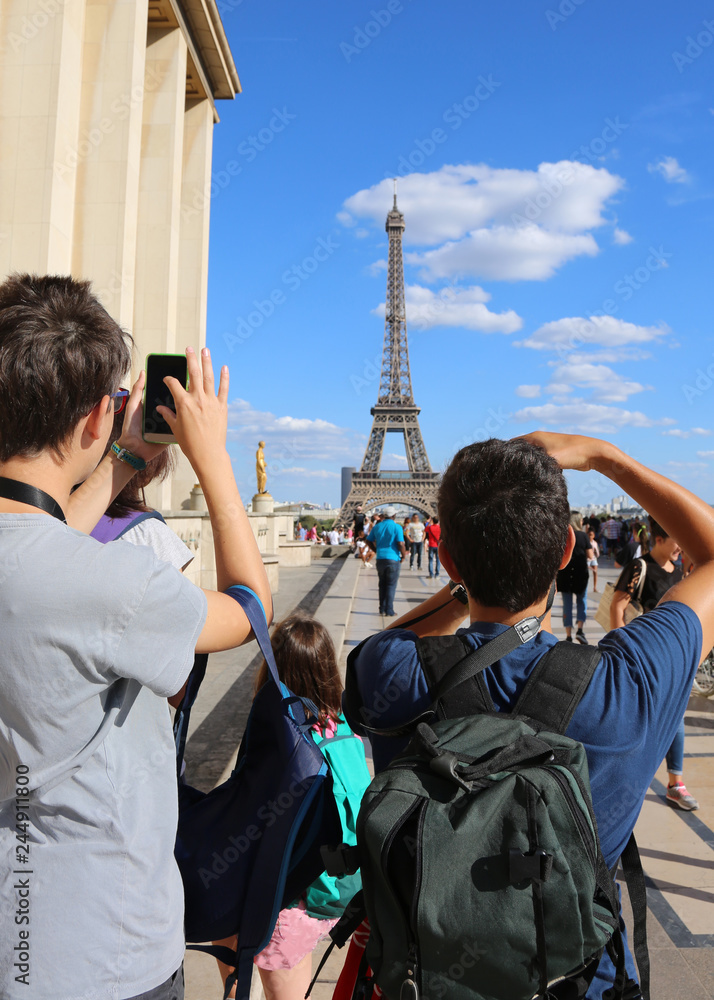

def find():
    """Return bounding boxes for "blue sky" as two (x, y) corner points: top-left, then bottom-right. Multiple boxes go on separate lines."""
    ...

(203, 0), (714, 507)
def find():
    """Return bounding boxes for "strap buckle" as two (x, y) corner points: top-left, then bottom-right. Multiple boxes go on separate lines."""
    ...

(429, 750), (473, 791)
(514, 616), (540, 643)
(321, 843), (360, 877)
(509, 847), (553, 885)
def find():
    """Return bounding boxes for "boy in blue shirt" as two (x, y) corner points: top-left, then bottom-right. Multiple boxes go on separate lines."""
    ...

(345, 432), (714, 999)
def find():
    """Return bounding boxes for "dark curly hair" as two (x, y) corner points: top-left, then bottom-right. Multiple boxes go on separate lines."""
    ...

(438, 438), (570, 612)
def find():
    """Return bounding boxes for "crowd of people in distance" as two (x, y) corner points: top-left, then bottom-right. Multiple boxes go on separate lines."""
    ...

(349, 507), (441, 577)
(295, 521), (350, 545)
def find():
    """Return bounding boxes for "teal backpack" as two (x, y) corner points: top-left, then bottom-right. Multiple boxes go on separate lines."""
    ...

(322, 604), (650, 1000)
(303, 716), (371, 919)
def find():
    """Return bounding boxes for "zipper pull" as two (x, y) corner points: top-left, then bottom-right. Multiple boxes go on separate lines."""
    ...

(400, 979), (419, 1000)
(400, 946), (420, 1000)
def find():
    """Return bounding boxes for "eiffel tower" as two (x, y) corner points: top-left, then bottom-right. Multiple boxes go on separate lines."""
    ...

(340, 185), (440, 526)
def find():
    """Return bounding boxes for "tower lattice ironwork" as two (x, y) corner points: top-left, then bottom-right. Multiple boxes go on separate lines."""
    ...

(340, 187), (440, 525)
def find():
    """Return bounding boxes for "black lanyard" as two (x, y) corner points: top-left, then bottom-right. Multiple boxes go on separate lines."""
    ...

(0, 476), (67, 523)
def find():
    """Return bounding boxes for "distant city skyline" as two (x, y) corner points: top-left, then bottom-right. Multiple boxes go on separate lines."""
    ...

(205, 2), (714, 509)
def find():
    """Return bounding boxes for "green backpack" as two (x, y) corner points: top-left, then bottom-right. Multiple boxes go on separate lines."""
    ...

(329, 612), (650, 1000)
(303, 716), (371, 919)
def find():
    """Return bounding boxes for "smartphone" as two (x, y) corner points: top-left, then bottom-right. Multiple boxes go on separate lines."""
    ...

(142, 353), (188, 443)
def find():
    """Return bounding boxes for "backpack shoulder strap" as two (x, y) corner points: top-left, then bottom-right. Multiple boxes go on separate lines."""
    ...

(416, 634), (494, 717)
(513, 641), (601, 734)
(113, 509), (166, 538)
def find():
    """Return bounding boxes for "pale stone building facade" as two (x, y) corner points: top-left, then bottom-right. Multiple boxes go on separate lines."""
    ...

(0, 0), (240, 509)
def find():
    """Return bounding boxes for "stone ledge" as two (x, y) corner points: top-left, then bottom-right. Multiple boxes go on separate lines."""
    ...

(311, 544), (353, 560)
(277, 541), (312, 567)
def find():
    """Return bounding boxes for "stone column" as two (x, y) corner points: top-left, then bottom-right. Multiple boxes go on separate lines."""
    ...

(156, 95), (215, 512)
(132, 25), (188, 512)
(0, 0), (86, 277)
(70, 0), (149, 328)
(132, 25), (187, 359)
(178, 97), (214, 351)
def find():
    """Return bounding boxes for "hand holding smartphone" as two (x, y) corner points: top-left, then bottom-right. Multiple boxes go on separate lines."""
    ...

(142, 353), (189, 443)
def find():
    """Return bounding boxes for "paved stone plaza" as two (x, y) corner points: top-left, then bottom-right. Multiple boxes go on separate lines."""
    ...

(185, 553), (714, 1000)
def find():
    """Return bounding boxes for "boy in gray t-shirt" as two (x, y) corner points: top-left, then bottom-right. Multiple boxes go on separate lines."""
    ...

(0, 275), (272, 1000)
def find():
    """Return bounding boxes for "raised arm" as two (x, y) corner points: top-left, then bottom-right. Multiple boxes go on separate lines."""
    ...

(523, 432), (714, 660)
(159, 347), (272, 652)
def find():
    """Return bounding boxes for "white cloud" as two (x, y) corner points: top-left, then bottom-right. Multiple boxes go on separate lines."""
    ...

(516, 384), (541, 398)
(355, 228), (370, 238)
(518, 315), (670, 352)
(407, 226), (599, 282)
(226, 398), (363, 463)
(547, 383), (575, 398)
(372, 284), (522, 334)
(546, 359), (646, 403)
(514, 401), (673, 434)
(648, 156), (691, 184)
(384, 453), (408, 466)
(697, 450), (714, 458)
(342, 163), (624, 240)
(367, 259), (388, 276)
(662, 427), (712, 439)
(340, 162), (624, 281)
(613, 227), (633, 244)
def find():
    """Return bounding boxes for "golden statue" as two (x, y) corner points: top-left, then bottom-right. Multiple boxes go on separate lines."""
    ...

(256, 441), (267, 494)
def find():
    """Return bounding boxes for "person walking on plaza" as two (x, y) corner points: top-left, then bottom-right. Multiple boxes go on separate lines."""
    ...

(610, 516), (699, 811)
(425, 514), (441, 577)
(614, 522), (644, 568)
(0, 274), (272, 1000)
(587, 527), (600, 591)
(402, 516), (411, 562)
(601, 514), (621, 556)
(407, 513), (425, 571)
(557, 511), (593, 643)
(352, 504), (366, 541)
(369, 506), (406, 616)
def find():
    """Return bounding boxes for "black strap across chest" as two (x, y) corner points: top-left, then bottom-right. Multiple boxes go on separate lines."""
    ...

(417, 633), (602, 735)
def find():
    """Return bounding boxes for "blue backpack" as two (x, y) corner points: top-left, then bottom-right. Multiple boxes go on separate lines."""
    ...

(172, 586), (342, 1000)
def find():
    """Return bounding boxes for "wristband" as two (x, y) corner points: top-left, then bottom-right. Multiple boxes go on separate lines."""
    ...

(110, 441), (147, 471)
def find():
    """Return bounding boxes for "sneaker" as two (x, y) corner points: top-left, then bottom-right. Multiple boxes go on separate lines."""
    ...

(575, 629), (588, 645)
(566, 635), (573, 642)
(666, 783), (699, 811)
